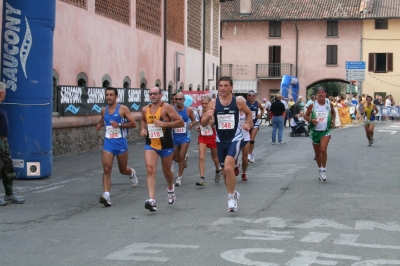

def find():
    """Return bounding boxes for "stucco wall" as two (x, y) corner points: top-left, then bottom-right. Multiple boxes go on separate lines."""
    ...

(362, 19), (400, 101)
(221, 20), (362, 101)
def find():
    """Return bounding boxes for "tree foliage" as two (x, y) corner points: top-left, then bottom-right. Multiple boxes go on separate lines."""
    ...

(308, 82), (344, 97)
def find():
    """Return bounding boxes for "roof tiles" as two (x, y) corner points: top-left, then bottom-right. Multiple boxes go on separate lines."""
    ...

(221, 0), (400, 21)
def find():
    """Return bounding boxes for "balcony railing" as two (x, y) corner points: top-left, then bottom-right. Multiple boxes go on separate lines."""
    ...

(219, 64), (233, 78)
(256, 63), (293, 79)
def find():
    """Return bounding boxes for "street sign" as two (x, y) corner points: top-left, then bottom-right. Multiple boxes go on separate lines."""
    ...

(345, 61), (366, 81)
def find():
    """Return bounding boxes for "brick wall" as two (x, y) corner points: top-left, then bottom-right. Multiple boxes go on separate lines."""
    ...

(212, 0), (219, 57)
(205, 0), (211, 54)
(187, 0), (202, 50)
(136, 0), (161, 35)
(95, 0), (130, 25)
(167, 0), (185, 45)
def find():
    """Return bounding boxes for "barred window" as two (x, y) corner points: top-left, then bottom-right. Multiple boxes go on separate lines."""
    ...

(95, 0), (130, 25)
(327, 21), (338, 36)
(136, 0), (161, 35)
(326, 45), (338, 65)
(269, 21), (281, 37)
(60, 0), (87, 9)
(187, 0), (202, 50)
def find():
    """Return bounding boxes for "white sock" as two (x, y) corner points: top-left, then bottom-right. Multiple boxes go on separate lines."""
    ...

(104, 192), (110, 197)
(228, 193), (235, 199)
(167, 185), (175, 192)
(321, 167), (326, 172)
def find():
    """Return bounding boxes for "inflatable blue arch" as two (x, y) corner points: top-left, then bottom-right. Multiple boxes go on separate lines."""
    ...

(280, 75), (300, 102)
(1, 1), (56, 178)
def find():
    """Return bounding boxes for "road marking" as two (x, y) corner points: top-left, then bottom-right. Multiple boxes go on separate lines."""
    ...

(32, 185), (65, 193)
(235, 230), (294, 241)
(212, 216), (400, 232)
(334, 234), (400, 250)
(221, 248), (283, 266)
(14, 178), (78, 193)
(103, 243), (200, 262)
(286, 251), (360, 265)
(378, 130), (397, 134)
(300, 232), (330, 243)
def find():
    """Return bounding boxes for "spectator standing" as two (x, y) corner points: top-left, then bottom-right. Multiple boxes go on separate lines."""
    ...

(270, 94), (286, 145)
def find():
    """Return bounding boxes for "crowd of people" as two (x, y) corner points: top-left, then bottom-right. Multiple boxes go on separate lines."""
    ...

(0, 78), (394, 212)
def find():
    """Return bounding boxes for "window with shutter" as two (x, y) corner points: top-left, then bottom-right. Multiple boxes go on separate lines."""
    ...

(327, 21), (338, 36)
(326, 45), (338, 65)
(368, 53), (374, 72)
(375, 19), (388, 29)
(269, 21), (281, 37)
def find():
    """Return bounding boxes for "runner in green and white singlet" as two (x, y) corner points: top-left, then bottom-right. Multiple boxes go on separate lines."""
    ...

(304, 87), (336, 182)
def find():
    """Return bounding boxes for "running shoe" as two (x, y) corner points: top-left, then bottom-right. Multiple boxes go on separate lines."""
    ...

(0, 198), (7, 206)
(196, 178), (206, 186)
(234, 166), (239, 176)
(99, 193), (111, 207)
(227, 191), (240, 212)
(175, 176), (182, 186)
(184, 154), (189, 168)
(215, 170), (221, 183)
(321, 171), (327, 181)
(251, 152), (255, 163)
(272, 142), (276, 145)
(370, 137), (374, 145)
(248, 153), (255, 163)
(318, 170), (322, 181)
(4, 193), (25, 204)
(145, 199), (157, 212)
(241, 173), (248, 181)
(247, 154), (251, 162)
(167, 187), (176, 204)
(129, 168), (138, 188)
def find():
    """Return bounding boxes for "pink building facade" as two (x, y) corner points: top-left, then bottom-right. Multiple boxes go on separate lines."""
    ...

(0, 0), (220, 155)
(220, 0), (364, 101)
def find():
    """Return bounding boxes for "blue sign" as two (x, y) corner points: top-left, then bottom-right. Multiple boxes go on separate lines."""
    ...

(345, 61), (366, 69)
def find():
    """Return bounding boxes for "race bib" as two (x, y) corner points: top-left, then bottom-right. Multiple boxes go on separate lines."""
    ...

(148, 124), (164, 138)
(251, 111), (256, 119)
(316, 112), (328, 123)
(200, 125), (214, 136)
(105, 126), (122, 139)
(217, 114), (235, 130)
(174, 122), (187, 134)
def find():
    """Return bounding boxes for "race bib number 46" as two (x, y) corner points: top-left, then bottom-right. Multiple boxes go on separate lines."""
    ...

(105, 126), (122, 139)
(148, 124), (164, 138)
(217, 114), (235, 130)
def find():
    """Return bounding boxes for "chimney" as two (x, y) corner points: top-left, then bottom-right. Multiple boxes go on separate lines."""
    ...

(240, 0), (251, 16)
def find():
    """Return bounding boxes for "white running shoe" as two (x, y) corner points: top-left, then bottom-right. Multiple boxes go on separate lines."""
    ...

(321, 171), (327, 181)
(145, 199), (157, 212)
(99, 193), (111, 207)
(227, 191), (240, 212)
(370, 137), (374, 145)
(129, 168), (138, 188)
(215, 169), (222, 183)
(247, 154), (251, 162)
(251, 152), (255, 163)
(167, 186), (176, 204)
(318, 170), (322, 181)
(175, 176), (182, 186)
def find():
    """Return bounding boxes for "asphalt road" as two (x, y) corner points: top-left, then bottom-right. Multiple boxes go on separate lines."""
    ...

(1, 121), (400, 266)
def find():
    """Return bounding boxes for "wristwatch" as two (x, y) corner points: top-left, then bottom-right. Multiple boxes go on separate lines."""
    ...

(118, 123), (122, 127)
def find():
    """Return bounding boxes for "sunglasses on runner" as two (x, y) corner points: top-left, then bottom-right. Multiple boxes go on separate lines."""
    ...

(175, 98), (183, 100)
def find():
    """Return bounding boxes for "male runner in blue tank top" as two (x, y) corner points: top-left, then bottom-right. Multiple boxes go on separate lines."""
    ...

(171, 92), (196, 187)
(96, 87), (138, 207)
(246, 90), (264, 163)
(201, 77), (253, 212)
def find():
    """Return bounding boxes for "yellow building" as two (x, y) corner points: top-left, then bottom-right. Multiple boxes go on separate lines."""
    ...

(361, 0), (400, 102)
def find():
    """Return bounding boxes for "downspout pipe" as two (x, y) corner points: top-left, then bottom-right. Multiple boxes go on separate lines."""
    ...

(164, 0), (168, 101)
(295, 22), (298, 77)
(202, 0), (206, 90)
